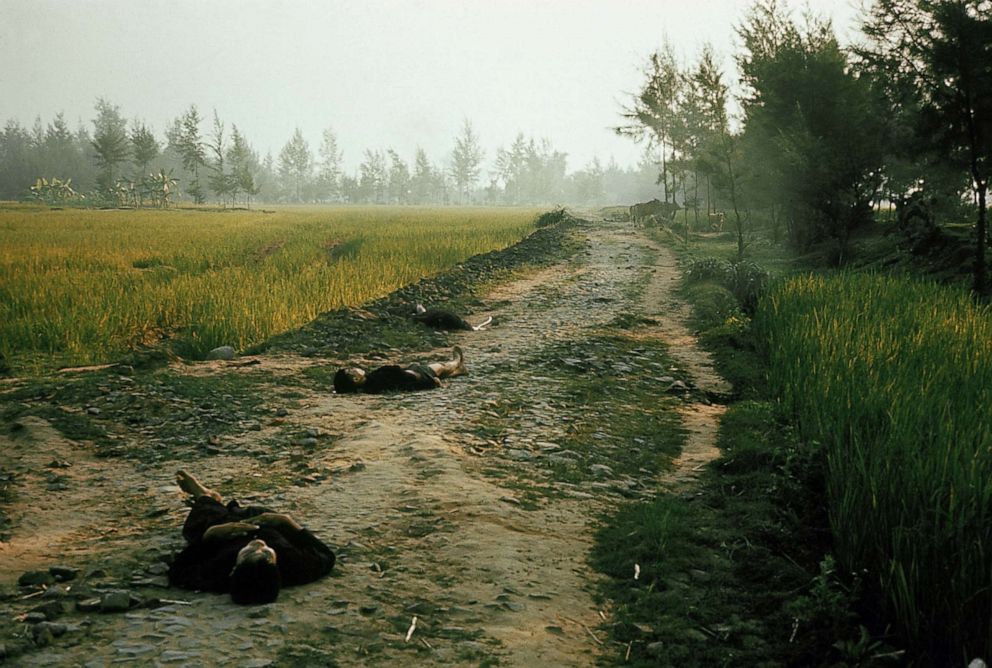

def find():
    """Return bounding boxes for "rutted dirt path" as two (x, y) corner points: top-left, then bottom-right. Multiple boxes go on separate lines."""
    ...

(0, 218), (730, 667)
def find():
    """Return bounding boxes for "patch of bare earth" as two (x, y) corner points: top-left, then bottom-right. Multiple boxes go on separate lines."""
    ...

(1, 219), (729, 666)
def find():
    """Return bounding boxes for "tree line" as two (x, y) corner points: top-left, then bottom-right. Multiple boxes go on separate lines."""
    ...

(0, 104), (662, 208)
(620, 0), (990, 293)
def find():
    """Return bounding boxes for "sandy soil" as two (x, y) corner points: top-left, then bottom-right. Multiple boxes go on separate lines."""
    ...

(0, 218), (729, 667)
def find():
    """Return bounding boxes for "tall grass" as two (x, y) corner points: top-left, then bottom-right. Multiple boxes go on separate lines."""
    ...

(754, 272), (992, 659)
(0, 206), (538, 368)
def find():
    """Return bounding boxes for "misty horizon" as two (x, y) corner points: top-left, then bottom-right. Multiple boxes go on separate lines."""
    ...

(0, 0), (862, 177)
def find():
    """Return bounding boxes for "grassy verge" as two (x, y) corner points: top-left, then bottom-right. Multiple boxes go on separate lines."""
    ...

(590, 230), (908, 666)
(756, 273), (992, 662)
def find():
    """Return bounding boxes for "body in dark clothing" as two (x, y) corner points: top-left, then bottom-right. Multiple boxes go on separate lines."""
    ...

(334, 347), (465, 394)
(168, 496), (335, 596)
(361, 364), (439, 394)
(413, 304), (491, 331)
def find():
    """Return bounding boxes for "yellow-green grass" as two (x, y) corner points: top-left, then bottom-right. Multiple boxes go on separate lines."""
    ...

(0, 205), (539, 370)
(755, 273), (992, 659)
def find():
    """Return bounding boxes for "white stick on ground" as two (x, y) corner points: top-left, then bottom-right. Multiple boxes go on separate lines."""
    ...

(405, 616), (417, 642)
(634, 563), (641, 580)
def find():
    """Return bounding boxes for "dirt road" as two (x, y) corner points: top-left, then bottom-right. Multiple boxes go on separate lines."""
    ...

(0, 217), (728, 666)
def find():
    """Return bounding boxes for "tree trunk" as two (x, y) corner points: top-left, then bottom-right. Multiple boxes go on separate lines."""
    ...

(975, 179), (988, 296)
(693, 170), (700, 231)
(682, 176), (690, 244)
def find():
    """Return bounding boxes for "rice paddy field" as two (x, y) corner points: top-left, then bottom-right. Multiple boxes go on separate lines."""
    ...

(0, 205), (540, 371)
(755, 273), (992, 659)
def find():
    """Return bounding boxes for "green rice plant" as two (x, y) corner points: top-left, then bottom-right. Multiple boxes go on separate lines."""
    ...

(753, 272), (992, 660)
(0, 206), (540, 369)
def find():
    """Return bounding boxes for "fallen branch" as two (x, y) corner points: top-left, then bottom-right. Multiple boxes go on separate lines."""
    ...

(405, 615), (417, 642)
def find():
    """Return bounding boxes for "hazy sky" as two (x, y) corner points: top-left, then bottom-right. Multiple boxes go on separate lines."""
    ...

(0, 0), (864, 174)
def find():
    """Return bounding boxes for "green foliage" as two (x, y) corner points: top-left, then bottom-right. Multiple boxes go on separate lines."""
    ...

(754, 272), (992, 660)
(686, 257), (769, 314)
(737, 1), (885, 256)
(28, 177), (83, 205)
(90, 98), (130, 191)
(858, 0), (992, 293)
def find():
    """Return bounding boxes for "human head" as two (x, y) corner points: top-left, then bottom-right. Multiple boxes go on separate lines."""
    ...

(229, 539), (280, 605)
(333, 367), (366, 394)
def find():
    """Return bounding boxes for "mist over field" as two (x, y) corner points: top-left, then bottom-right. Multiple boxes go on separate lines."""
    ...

(0, 0), (860, 205)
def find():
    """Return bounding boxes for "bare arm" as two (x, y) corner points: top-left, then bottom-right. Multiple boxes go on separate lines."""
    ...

(250, 512), (303, 531)
(202, 521), (258, 542)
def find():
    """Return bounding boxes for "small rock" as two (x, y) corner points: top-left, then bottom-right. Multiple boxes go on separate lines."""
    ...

(275, 408), (288, 417)
(646, 641), (666, 656)
(86, 407), (101, 416)
(298, 437), (318, 448)
(206, 346), (236, 361)
(31, 624), (54, 647)
(18, 571), (54, 587)
(75, 598), (101, 613)
(305, 427), (321, 438)
(99, 590), (132, 612)
(48, 566), (78, 582)
(590, 464), (614, 478)
(246, 606), (271, 619)
(685, 628), (709, 642)
(41, 584), (69, 599)
(244, 660), (273, 668)
(30, 601), (65, 620)
(146, 562), (169, 576)
(32, 622), (67, 639)
(359, 604), (378, 615)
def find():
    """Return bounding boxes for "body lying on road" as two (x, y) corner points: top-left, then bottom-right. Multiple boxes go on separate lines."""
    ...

(168, 471), (335, 605)
(334, 346), (467, 394)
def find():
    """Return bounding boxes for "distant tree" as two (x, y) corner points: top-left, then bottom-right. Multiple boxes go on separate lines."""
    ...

(176, 105), (207, 204)
(339, 173), (360, 203)
(411, 147), (436, 204)
(130, 122), (159, 204)
(569, 157), (606, 205)
(449, 120), (484, 203)
(617, 41), (683, 204)
(316, 127), (343, 202)
(227, 124), (259, 207)
(358, 149), (387, 203)
(256, 151), (279, 202)
(858, 0), (992, 294)
(279, 127), (312, 203)
(690, 45), (750, 256)
(737, 0), (885, 261)
(494, 134), (528, 204)
(387, 149), (411, 204)
(90, 98), (130, 192)
(206, 110), (231, 204)
(41, 113), (76, 177)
